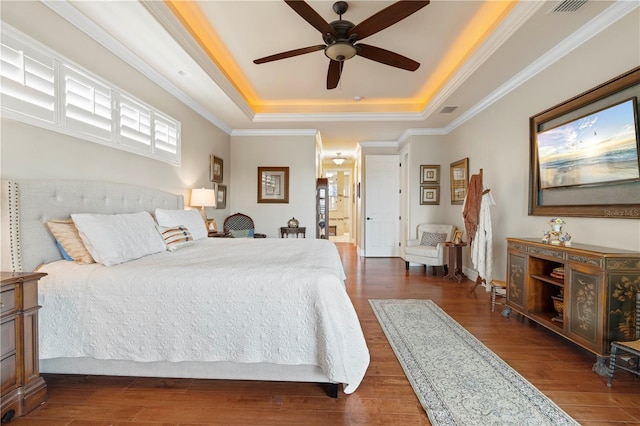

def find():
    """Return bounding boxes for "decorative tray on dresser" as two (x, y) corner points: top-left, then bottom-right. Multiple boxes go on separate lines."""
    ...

(505, 238), (640, 375)
(1, 271), (47, 422)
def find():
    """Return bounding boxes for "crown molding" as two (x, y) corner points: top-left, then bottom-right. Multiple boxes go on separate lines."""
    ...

(419, 0), (545, 120)
(42, 0), (233, 135)
(41, 0), (639, 146)
(140, 0), (255, 122)
(443, 0), (639, 134)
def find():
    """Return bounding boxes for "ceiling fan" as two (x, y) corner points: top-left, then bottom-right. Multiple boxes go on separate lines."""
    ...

(253, 0), (430, 90)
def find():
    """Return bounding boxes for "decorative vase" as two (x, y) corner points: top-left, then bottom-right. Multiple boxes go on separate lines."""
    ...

(548, 218), (566, 245)
(287, 217), (299, 228)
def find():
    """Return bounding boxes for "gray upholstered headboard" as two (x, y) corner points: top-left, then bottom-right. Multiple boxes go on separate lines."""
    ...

(1, 180), (184, 272)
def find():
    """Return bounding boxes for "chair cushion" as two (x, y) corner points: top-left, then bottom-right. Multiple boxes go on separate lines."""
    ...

(405, 244), (440, 259)
(420, 232), (447, 246)
(229, 228), (252, 238)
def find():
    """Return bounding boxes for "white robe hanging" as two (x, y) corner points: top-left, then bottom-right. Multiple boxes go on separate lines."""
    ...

(471, 190), (495, 292)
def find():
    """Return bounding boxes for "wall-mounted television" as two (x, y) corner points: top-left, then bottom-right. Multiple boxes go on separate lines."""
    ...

(536, 97), (640, 190)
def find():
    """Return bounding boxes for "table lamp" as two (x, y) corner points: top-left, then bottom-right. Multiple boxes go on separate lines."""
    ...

(190, 188), (217, 226)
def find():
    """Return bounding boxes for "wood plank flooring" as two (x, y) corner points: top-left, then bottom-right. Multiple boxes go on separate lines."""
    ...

(12, 243), (640, 425)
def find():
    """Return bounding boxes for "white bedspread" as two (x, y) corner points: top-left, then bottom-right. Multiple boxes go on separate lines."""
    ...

(37, 238), (369, 393)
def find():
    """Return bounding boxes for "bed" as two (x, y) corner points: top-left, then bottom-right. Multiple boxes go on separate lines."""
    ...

(0, 179), (369, 395)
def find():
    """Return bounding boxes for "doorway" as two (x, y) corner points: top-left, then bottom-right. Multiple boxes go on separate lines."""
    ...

(325, 169), (352, 243)
(364, 155), (400, 257)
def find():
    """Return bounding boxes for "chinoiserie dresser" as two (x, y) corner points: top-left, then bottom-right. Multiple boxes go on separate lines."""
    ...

(505, 238), (640, 375)
(1, 272), (47, 422)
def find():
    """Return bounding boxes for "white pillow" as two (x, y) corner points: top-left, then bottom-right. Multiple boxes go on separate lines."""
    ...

(155, 208), (208, 240)
(71, 212), (166, 266)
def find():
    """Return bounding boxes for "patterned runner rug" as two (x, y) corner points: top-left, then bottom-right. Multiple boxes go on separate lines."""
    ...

(369, 299), (579, 426)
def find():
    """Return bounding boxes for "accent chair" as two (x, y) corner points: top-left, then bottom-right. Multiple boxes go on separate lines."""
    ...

(404, 223), (456, 275)
(223, 213), (266, 238)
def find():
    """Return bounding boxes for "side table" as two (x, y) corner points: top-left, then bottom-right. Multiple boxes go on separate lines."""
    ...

(280, 227), (306, 238)
(208, 231), (227, 238)
(443, 242), (468, 282)
(1, 271), (48, 422)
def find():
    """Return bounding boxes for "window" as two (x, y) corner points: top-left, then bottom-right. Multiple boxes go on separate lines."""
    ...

(0, 24), (181, 165)
(0, 31), (55, 125)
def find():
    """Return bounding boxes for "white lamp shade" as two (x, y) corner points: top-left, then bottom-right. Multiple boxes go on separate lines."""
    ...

(190, 188), (217, 208)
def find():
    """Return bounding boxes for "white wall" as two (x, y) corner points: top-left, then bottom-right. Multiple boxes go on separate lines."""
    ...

(0, 2), (230, 225)
(408, 10), (640, 280)
(230, 134), (317, 238)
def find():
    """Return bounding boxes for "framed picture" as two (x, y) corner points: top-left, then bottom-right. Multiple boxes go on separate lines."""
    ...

(216, 183), (227, 209)
(258, 166), (289, 203)
(529, 67), (640, 218)
(419, 185), (440, 205)
(450, 158), (469, 205)
(453, 229), (463, 244)
(210, 155), (223, 183)
(420, 165), (440, 184)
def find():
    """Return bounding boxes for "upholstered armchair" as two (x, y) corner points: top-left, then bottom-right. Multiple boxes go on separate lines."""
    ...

(404, 223), (456, 275)
(223, 213), (266, 238)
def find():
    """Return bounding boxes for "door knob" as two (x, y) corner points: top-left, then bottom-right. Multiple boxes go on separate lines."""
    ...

(366, 217), (372, 220)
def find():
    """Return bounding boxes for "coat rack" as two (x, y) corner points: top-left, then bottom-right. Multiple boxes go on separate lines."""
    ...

(466, 168), (493, 293)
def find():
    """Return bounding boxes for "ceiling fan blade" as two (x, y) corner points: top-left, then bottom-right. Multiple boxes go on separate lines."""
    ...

(356, 44), (420, 71)
(327, 60), (342, 90)
(285, 1), (337, 36)
(349, 1), (430, 40)
(254, 45), (325, 64)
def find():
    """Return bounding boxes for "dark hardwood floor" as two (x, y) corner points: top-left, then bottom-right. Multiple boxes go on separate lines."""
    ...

(12, 243), (640, 425)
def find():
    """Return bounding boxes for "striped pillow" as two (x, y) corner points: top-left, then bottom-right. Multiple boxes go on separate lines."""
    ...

(47, 219), (95, 264)
(158, 225), (195, 251)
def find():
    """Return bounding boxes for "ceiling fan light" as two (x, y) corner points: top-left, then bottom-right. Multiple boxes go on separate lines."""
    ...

(325, 42), (357, 61)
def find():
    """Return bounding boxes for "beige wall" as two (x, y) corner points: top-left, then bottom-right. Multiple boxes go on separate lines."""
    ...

(1, 2), (638, 268)
(406, 10), (640, 280)
(0, 1), (230, 225)
(230, 134), (317, 238)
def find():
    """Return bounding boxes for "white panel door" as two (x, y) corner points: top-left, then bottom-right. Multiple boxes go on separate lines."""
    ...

(365, 155), (400, 257)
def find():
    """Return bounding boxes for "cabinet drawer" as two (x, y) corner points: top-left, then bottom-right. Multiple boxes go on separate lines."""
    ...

(0, 319), (16, 358)
(0, 354), (17, 394)
(0, 289), (16, 316)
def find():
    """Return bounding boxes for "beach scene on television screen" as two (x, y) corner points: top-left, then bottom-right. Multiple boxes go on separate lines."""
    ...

(537, 98), (640, 189)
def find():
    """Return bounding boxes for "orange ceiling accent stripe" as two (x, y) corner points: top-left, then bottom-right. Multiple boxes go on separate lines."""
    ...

(166, 0), (517, 115)
(417, 1), (518, 109)
(164, 0), (260, 107)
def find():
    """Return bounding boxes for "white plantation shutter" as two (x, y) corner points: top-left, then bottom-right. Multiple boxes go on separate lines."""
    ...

(0, 33), (55, 124)
(1, 24), (181, 165)
(154, 113), (179, 156)
(119, 95), (151, 150)
(63, 65), (112, 141)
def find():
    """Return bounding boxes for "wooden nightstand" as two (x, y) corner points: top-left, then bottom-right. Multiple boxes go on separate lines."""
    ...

(1, 272), (47, 422)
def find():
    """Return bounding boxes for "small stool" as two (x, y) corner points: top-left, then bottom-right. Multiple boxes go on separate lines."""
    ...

(490, 279), (507, 312)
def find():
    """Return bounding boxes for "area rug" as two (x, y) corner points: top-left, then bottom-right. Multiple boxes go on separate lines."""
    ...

(369, 299), (579, 426)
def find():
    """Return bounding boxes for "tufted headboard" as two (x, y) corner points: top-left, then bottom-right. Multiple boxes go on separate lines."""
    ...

(1, 179), (183, 272)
